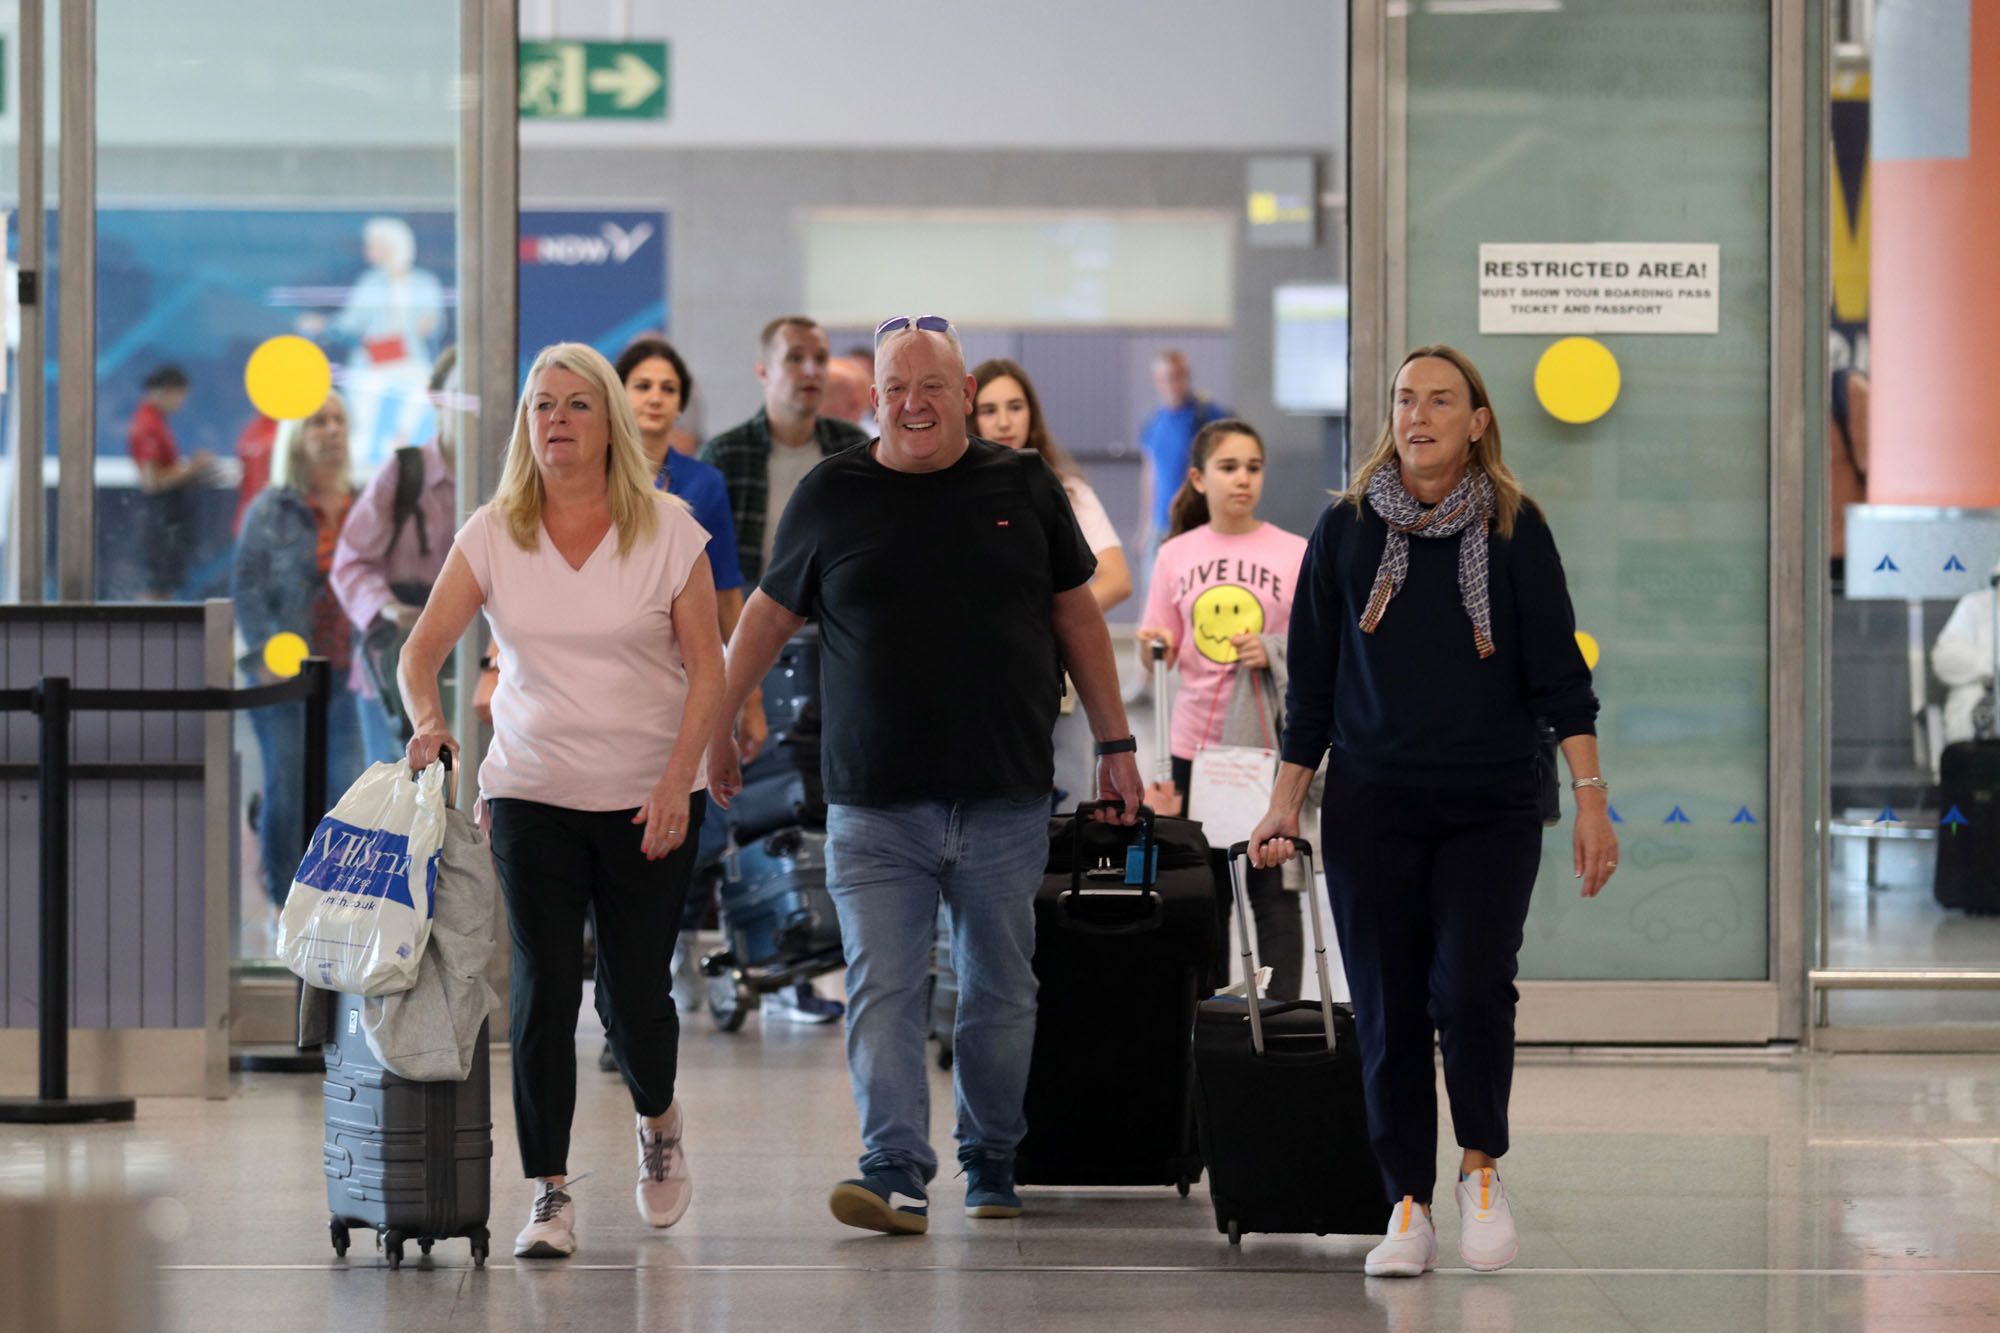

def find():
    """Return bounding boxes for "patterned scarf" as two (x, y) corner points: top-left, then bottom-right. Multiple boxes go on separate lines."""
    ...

(1360, 466), (1496, 659)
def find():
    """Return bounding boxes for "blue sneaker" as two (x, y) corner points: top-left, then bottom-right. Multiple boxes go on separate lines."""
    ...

(767, 982), (846, 1025)
(962, 1155), (1022, 1219)
(829, 1168), (929, 1235)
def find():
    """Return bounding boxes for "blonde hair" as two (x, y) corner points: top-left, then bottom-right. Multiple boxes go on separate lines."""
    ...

(1345, 345), (1529, 539)
(270, 391), (349, 495)
(493, 342), (666, 556)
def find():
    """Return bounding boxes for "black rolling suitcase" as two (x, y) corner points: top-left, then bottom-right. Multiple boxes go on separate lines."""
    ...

(323, 991), (493, 1268)
(1015, 804), (1217, 1192)
(1192, 840), (1384, 1244)
(1934, 575), (2000, 915)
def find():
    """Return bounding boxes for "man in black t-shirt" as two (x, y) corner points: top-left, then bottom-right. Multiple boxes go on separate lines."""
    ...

(708, 317), (1142, 1236)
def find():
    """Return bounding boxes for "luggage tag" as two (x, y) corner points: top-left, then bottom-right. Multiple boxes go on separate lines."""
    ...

(1124, 823), (1157, 886)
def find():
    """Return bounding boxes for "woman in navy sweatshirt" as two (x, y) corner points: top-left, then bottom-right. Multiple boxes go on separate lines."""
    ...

(1249, 345), (1617, 1279)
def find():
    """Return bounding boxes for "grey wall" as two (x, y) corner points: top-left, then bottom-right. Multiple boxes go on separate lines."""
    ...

(522, 145), (1345, 538)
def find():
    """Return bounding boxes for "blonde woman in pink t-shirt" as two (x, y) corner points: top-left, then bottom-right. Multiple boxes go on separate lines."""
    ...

(1136, 419), (1308, 998)
(398, 343), (725, 1261)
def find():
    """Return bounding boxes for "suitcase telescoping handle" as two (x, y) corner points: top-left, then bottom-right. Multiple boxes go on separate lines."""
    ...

(1151, 641), (1173, 788)
(1227, 839), (1339, 1057)
(1058, 802), (1164, 935)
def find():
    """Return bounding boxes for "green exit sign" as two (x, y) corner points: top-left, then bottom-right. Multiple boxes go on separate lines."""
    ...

(519, 40), (668, 120)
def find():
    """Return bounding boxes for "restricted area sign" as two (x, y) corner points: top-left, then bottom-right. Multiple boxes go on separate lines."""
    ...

(519, 41), (668, 120)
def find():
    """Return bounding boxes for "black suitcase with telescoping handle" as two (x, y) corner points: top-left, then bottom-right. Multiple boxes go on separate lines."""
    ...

(1015, 803), (1216, 1193)
(1192, 840), (1385, 1244)
(1934, 574), (2000, 915)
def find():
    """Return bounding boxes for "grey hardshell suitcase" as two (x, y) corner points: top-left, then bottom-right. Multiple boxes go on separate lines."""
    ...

(323, 990), (494, 1268)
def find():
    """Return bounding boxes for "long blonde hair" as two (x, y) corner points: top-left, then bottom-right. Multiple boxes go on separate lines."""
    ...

(1345, 345), (1528, 538)
(493, 342), (664, 555)
(270, 391), (350, 495)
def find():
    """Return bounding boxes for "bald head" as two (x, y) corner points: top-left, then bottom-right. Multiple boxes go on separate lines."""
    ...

(872, 329), (974, 473)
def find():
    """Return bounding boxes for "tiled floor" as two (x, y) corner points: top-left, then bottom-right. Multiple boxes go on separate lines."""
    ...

(11, 998), (2000, 1332)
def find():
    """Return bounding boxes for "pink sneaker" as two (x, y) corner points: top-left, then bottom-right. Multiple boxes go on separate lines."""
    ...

(635, 1103), (692, 1228)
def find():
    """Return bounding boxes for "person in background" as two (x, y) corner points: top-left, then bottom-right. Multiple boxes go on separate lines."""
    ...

(332, 348), (463, 765)
(612, 335), (759, 1046)
(399, 343), (726, 1261)
(1828, 366), (1869, 585)
(232, 414), (278, 535)
(232, 392), (367, 921)
(1250, 345), (1614, 1279)
(1134, 349), (1229, 619)
(821, 355), (875, 430)
(1932, 558), (2000, 745)
(701, 314), (867, 1025)
(129, 365), (216, 599)
(700, 316), (871, 591)
(971, 358), (1132, 804)
(1135, 418), (1306, 1000)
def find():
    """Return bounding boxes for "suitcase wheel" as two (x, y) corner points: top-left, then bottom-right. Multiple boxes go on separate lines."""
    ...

(1227, 1220), (1241, 1246)
(385, 1231), (405, 1270)
(470, 1226), (490, 1270)
(708, 976), (752, 1032)
(1177, 1176), (1191, 1199)
(418, 1238), (434, 1257)
(329, 1219), (349, 1259)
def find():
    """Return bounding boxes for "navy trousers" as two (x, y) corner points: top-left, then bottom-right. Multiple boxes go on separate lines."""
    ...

(1320, 765), (1543, 1206)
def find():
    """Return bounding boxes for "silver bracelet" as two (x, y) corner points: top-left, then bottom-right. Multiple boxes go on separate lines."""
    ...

(1570, 776), (1609, 793)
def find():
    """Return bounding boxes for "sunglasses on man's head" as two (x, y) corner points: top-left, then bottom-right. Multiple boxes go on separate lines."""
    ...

(876, 315), (953, 344)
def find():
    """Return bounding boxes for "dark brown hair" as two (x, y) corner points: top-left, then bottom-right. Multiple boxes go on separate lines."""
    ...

(614, 336), (695, 413)
(1167, 418), (1264, 538)
(758, 315), (821, 355)
(1346, 344), (1526, 538)
(968, 359), (1075, 475)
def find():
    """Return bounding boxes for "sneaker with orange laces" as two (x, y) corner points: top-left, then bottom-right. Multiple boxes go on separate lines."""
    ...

(1364, 1195), (1437, 1277)
(1454, 1167), (1518, 1272)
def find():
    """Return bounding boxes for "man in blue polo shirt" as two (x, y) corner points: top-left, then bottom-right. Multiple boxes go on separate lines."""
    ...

(1133, 348), (1228, 676)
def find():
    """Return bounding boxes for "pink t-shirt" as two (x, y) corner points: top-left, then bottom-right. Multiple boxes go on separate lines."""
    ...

(1142, 521), (1309, 760)
(456, 492), (711, 810)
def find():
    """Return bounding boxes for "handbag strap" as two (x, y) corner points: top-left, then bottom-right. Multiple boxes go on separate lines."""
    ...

(1194, 658), (1275, 753)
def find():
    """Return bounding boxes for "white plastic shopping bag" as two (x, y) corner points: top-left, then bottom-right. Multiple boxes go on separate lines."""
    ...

(277, 760), (449, 996)
(1188, 666), (1278, 851)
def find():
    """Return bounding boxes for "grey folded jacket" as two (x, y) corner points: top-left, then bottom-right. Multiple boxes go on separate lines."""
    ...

(299, 801), (499, 1080)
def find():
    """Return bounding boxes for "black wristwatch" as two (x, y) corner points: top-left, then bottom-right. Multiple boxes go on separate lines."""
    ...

(1093, 736), (1137, 757)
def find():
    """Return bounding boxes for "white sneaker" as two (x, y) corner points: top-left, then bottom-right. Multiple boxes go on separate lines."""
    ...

(1363, 1196), (1438, 1278)
(1454, 1167), (1519, 1272)
(763, 982), (844, 1025)
(514, 1179), (578, 1259)
(635, 1104), (692, 1228)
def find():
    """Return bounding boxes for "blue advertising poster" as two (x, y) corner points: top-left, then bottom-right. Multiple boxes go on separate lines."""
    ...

(9, 205), (668, 597)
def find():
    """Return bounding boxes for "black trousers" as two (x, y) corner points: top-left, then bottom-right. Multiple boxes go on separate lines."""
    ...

(1320, 766), (1542, 1206)
(1172, 755), (1303, 1001)
(488, 796), (705, 1179)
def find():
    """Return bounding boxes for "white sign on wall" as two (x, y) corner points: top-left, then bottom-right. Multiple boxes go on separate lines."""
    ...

(1478, 243), (1720, 335)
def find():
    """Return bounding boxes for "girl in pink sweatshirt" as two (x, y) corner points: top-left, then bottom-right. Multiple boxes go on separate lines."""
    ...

(1138, 419), (1307, 998)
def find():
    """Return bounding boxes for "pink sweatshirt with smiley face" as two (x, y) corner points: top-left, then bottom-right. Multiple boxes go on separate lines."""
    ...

(1143, 520), (1309, 760)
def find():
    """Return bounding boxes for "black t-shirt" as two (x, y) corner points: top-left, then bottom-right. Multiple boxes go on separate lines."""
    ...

(760, 437), (1097, 805)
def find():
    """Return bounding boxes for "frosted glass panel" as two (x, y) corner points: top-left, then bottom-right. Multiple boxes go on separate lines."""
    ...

(804, 210), (1234, 328)
(1402, 0), (1772, 980)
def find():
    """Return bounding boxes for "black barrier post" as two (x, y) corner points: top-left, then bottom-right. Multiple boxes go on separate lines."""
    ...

(300, 656), (331, 836)
(0, 678), (137, 1124)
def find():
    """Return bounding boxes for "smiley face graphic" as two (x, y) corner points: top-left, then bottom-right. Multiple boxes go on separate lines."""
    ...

(1190, 584), (1266, 664)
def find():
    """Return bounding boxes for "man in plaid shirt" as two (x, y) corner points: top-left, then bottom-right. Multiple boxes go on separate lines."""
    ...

(701, 316), (871, 589)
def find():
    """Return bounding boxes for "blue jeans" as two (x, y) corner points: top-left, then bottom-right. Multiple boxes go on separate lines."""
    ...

(356, 690), (405, 766)
(248, 678), (366, 909)
(824, 795), (1050, 1182)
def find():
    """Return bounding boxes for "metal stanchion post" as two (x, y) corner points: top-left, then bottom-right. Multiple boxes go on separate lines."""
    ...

(0, 677), (137, 1123)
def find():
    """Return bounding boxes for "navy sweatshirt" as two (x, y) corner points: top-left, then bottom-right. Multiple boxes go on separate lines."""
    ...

(1280, 496), (1599, 789)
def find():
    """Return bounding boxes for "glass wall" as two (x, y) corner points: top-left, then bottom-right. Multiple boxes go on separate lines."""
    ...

(1394, 1), (1776, 985)
(80, 1), (468, 968)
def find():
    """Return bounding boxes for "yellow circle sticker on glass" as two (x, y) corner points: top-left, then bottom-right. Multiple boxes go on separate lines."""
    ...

(1533, 337), (1621, 425)
(1190, 585), (1266, 664)
(244, 335), (333, 421)
(1575, 630), (1601, 671)
(262, 631), (311, 679)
